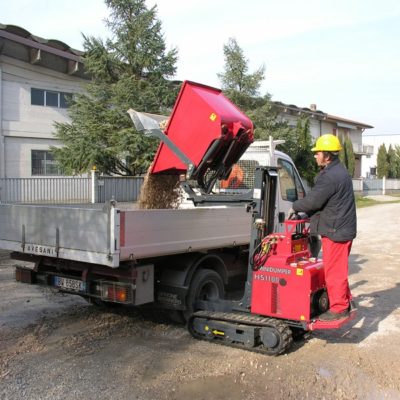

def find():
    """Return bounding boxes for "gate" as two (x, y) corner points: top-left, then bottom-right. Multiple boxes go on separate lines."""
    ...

(97, 176), (144, 203)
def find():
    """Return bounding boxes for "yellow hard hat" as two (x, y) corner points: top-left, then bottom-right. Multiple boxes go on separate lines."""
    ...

(311, 134), (342, 152)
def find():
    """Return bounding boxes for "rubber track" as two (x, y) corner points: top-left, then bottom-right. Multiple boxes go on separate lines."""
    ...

(188, 310), (293, 355)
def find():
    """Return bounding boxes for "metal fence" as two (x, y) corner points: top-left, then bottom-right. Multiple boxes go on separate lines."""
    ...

(0, 177), (91, 204)
(1, 175), (398, 205)
(97, 176), (144, 203)
(0, 176), (144, 204)
(352, 178), (400, 195)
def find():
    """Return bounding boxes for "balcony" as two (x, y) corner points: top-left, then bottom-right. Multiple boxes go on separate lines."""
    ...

(353, 143), (374, 156)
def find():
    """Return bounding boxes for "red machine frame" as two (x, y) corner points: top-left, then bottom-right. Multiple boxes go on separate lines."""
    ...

(251, 219), (355, 331)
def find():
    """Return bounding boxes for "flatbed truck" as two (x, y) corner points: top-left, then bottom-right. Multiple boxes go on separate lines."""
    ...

(0, 81), (304, 323)
(1, 81), (354, 354)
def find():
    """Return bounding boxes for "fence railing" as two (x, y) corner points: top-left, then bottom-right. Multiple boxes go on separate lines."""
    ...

(97, 176), (144, 203)
(353, 178), (400, 195)
(1, 176), (398, 205)
(0, 177), (91, 204)
(0, 175), (144, 204)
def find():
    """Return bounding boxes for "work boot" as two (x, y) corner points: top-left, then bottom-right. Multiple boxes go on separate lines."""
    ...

(349, 300), (357, 312)
(318, 309), (349, 321)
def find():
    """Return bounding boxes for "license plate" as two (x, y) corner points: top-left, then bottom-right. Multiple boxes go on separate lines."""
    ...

(54, 276), (86, 292)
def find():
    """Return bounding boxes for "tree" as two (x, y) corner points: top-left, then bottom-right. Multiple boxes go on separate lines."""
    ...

(291, 117), (318, 186)
(217, 37), (265, 106)
(217, 38), (293, 151)
(246, 98), (293, 141)
(217, 38), (320, 184)
(52, 0), (179, 176)
(376, 143), (388, 178)
(387, 144), (398, 178)
(338, 136), (355, 177)
(395, 145), (400, 178)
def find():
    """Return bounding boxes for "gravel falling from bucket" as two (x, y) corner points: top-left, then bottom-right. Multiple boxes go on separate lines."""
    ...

(137, 118), (182, 209)
(138, 171), (181, 209)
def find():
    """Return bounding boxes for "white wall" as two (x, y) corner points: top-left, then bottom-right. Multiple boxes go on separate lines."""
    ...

(362, 133), (400, 177)
(5, 136), (62, 177)
(0, 56), (86, 178)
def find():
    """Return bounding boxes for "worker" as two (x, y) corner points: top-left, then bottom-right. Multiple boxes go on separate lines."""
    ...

(289, 133), (356, 321)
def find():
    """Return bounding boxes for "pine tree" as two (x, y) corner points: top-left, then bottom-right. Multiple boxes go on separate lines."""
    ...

(387, 144), (397, 178)
(395, 145), (400, 178)
(292, 117), (318, 186)
(52, 0), (178, 175)
(217, 38), (294, 152)
(217, 37), (265, 99)
(376, 144), (388, 178)
(344, 137), (355, 177)
(218, 38), (324, 185)
(338, 135), (345, 165)
(338, 136), (355, 177)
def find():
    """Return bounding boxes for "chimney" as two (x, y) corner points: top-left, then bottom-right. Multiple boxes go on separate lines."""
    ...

(310, 104), (317, 111)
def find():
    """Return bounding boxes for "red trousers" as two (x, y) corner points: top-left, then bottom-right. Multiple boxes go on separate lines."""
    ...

(321, 237), (353, 313)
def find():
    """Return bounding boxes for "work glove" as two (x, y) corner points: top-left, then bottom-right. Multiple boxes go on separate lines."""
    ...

(287, 207), (297, 220)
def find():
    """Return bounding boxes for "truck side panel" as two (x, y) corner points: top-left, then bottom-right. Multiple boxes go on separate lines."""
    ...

(0, 204), (252, 268)
(119, 207), (252, 260)
(0, 204), (120, 267)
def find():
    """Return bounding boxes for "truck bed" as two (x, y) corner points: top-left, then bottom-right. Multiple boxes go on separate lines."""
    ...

(0, 204), (252, 268)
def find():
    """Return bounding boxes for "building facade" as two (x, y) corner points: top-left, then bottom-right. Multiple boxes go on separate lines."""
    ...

(362, 133), (400, 178)
(0, 24), (87, 178)
(275, 102), (373, 178)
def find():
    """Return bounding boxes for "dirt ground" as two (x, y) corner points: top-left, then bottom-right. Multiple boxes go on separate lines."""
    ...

(1, 203), (400, 400)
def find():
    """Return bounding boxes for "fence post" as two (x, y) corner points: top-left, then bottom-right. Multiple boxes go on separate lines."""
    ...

(91, 167), (99, 203)
(382, 176), (386, 195)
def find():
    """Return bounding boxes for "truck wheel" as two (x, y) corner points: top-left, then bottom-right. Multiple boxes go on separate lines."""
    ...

(184, 269), (224, 321)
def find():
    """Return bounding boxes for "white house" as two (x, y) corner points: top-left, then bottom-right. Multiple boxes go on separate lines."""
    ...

(275, 102), (373, 178)
(0, 24), (88, 179)
(362, 132), (400, 178)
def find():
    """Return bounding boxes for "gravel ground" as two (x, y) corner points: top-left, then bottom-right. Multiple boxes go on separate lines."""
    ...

(1, 203), (400, 400)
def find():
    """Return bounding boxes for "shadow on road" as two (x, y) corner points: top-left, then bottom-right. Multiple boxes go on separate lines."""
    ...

(313, 256), (400, 345)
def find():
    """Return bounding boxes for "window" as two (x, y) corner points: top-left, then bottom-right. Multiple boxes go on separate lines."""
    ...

(31, 88), (45, 105)
(31, 150), (62, 176)
(60, 92), (72, 108)
(277, 158), (305, 201)
(31, 88), (72, 108)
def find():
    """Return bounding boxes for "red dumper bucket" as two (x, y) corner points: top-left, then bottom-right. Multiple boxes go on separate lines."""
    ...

(151, 81), (254, 191)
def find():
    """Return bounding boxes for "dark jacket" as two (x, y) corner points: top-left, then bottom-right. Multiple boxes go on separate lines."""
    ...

(293, 158), (356, 241)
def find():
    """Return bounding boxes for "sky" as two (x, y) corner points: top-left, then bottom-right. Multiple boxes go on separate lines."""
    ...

(2, 0), (400, 135)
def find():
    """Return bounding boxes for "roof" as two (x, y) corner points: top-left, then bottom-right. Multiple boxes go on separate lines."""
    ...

(326, 114), (373, 130)
(274, 101), (373, 130)
(273, 101), (327, 119)
(0, 23), (87, 79)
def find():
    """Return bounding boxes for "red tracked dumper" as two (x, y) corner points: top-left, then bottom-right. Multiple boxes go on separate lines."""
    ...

(130, 81), (356, 355)
(187, 170), (356, 355)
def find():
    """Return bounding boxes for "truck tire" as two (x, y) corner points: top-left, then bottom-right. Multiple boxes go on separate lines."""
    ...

(184, 269), (224, 321)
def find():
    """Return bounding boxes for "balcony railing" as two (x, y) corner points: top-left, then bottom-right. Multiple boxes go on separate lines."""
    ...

(353, 143), (374, 155)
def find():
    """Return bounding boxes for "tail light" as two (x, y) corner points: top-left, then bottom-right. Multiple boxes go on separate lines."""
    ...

(15, 266), (36, 283)
(100, 282), (133, 304)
